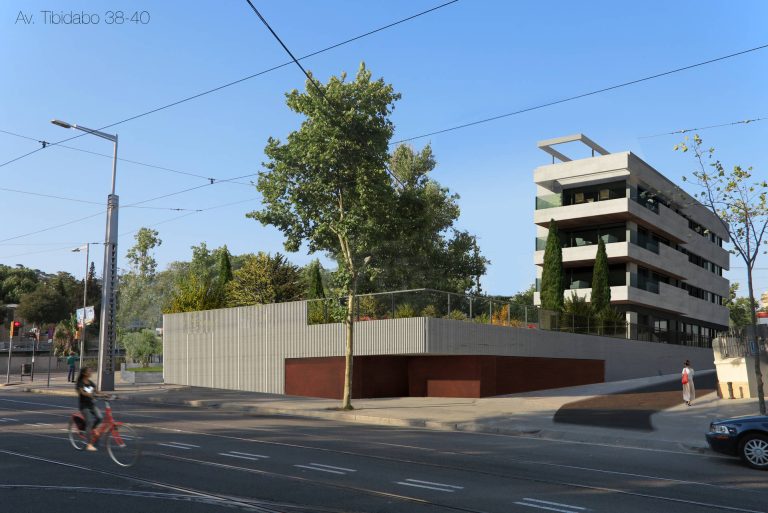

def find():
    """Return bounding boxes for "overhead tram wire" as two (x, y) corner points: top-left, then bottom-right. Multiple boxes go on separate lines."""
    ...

(0, 1), (458, 171)
(392, 43), (768, 145)
(0, 128), (252, 185)
(0, 197), (260, 261)
(0, 171), (259, 244)
(639, 116), (767, 139)
(243, 1), (406, 187)
(0, 185), (204, 212)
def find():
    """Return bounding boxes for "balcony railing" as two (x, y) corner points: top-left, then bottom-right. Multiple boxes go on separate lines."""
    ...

(630, 231), (659, 254)
(535, 193), (562, 210)
(630, 272), (659, 294)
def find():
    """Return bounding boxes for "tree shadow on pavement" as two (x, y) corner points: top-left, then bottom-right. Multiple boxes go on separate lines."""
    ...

(553, 372), (717, 431)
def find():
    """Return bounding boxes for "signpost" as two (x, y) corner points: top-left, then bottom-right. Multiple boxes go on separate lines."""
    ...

(46, 326), (54, 387)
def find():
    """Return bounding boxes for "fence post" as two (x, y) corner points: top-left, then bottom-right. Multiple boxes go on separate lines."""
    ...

(469, 298), (473, 319)
(356, 296), (360, 321)
(489, 300), (492, 324)
(524, 306), (528, 326)
(447, 293), (451, 316)
(391, 293), (395, 319)
(508, 303), (511, 325)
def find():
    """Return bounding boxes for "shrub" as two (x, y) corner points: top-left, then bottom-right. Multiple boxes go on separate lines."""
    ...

(446, 309), (468, 321)
(118, 329), (162, 367)
(394, 303), (417, 319)
(474, 313), (490, 324)
(491, 304), (509, 326)
(420, 304), (440, 318)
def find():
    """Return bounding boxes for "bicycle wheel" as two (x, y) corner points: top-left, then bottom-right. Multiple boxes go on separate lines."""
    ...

(106, 424), (141, 467)
(68, 417), (88, 451)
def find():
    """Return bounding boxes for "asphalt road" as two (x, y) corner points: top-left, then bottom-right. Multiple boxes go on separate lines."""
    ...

(1, 390), (766, 513)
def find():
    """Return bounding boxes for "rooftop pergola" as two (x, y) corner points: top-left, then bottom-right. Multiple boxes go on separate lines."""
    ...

(537, 133), (610, 163)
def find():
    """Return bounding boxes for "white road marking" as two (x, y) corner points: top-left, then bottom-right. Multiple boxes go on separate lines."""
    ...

(157, 442), (199, 450)
(306, 463), (356, 473)
(395, 478), (463, 493)
(515, 498), (587, 512)
(294, 464), (345, 475)
(404, 478), (463, 489)
(219, 451), (269, 462)
(229, 451), (269, 459)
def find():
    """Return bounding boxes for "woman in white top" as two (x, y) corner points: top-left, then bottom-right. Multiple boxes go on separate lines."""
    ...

(682, 360), (695, 406)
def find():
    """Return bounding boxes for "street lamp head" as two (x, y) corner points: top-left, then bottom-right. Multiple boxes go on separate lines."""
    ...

(51, 119), (73, 129)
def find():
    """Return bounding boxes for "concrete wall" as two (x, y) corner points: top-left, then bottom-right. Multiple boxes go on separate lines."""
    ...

(425, 318), (713, 381)
(0, 354), (68, 376)
(163, 302), (425, 394)
(164, 301), (715, 395)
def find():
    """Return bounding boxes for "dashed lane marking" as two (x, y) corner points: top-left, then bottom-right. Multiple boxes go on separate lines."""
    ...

(515, 498), (587, 512)
(157, 442), (200, 450)
(219, 451), (270, 462)
(395, 478), (463, 493)
(294, 462), (357, 475)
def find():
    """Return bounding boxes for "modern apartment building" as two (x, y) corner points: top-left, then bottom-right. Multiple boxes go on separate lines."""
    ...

(533, 134), (730, 346)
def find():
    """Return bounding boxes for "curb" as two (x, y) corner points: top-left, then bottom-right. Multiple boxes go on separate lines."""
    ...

(17, 387), (713, 454)
(133, 395), (711, 454)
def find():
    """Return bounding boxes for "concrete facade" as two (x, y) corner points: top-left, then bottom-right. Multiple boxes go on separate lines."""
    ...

(163, 301), (715, 395)
(534, 135), (730, 344)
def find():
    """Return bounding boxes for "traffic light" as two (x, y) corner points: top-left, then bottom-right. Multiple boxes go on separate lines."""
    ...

(10, 321), (20, 337)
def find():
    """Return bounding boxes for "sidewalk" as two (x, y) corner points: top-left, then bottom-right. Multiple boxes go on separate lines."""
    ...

(8, 370), (763, 454)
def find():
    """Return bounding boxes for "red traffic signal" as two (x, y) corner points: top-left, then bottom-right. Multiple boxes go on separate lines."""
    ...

(10, 321), (20, 336)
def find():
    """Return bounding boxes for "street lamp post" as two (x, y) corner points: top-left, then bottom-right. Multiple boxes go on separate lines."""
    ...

(71, 244), (92, 370)
(52, 119), (119, 392)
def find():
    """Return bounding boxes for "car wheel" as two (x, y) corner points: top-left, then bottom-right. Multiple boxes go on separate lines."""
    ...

(739, 434), (768, 470)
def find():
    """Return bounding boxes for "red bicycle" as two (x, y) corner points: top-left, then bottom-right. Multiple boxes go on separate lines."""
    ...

(68, 396), (141, 467)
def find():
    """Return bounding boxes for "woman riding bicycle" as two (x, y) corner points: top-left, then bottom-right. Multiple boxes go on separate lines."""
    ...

(75, 367), (102, 452)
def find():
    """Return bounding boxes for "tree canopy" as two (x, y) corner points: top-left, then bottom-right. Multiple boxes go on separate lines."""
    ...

(225, 252), (304, 307)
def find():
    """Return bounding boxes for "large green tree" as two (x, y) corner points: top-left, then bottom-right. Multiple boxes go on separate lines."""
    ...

(225, 252), (303, 307)
(162, 243), (231, 313)
(540, 220), (564, 311)
(590, 238), (611, 314)
(17, 283), (70, 333)
(364, 144), (489, 294)
(676, 135), (768, 414)
(249, 64), (398, 409)
(0, 265), (39, 304)
(118, 228), (162, 330)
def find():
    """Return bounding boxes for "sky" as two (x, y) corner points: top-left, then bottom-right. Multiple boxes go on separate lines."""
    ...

(1, 0), (767, 298)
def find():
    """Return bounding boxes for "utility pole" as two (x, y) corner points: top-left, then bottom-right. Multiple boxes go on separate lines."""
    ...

(52, 120), (119, 391)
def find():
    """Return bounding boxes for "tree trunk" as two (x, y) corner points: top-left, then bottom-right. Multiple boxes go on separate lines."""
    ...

(747, 268), (766, 415)
(341, 290), (355, 410)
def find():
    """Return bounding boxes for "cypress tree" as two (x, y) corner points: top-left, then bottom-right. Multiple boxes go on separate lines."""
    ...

(307, 260), (325, 299)
(540, 219), (564, 311)
(217, 246), (233, 285)
(591, 237), (611, 314)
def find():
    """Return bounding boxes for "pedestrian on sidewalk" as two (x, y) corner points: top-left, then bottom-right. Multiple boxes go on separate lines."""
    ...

(66, 351), (77, 382)
(682, 360), (695, 406)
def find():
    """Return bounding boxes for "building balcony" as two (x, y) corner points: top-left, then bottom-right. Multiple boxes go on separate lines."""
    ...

(533, 239), (689, 281)
(534, 197), (631, 229)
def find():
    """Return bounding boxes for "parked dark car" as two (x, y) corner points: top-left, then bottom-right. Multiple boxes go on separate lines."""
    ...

(706, 415), (768, 470)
